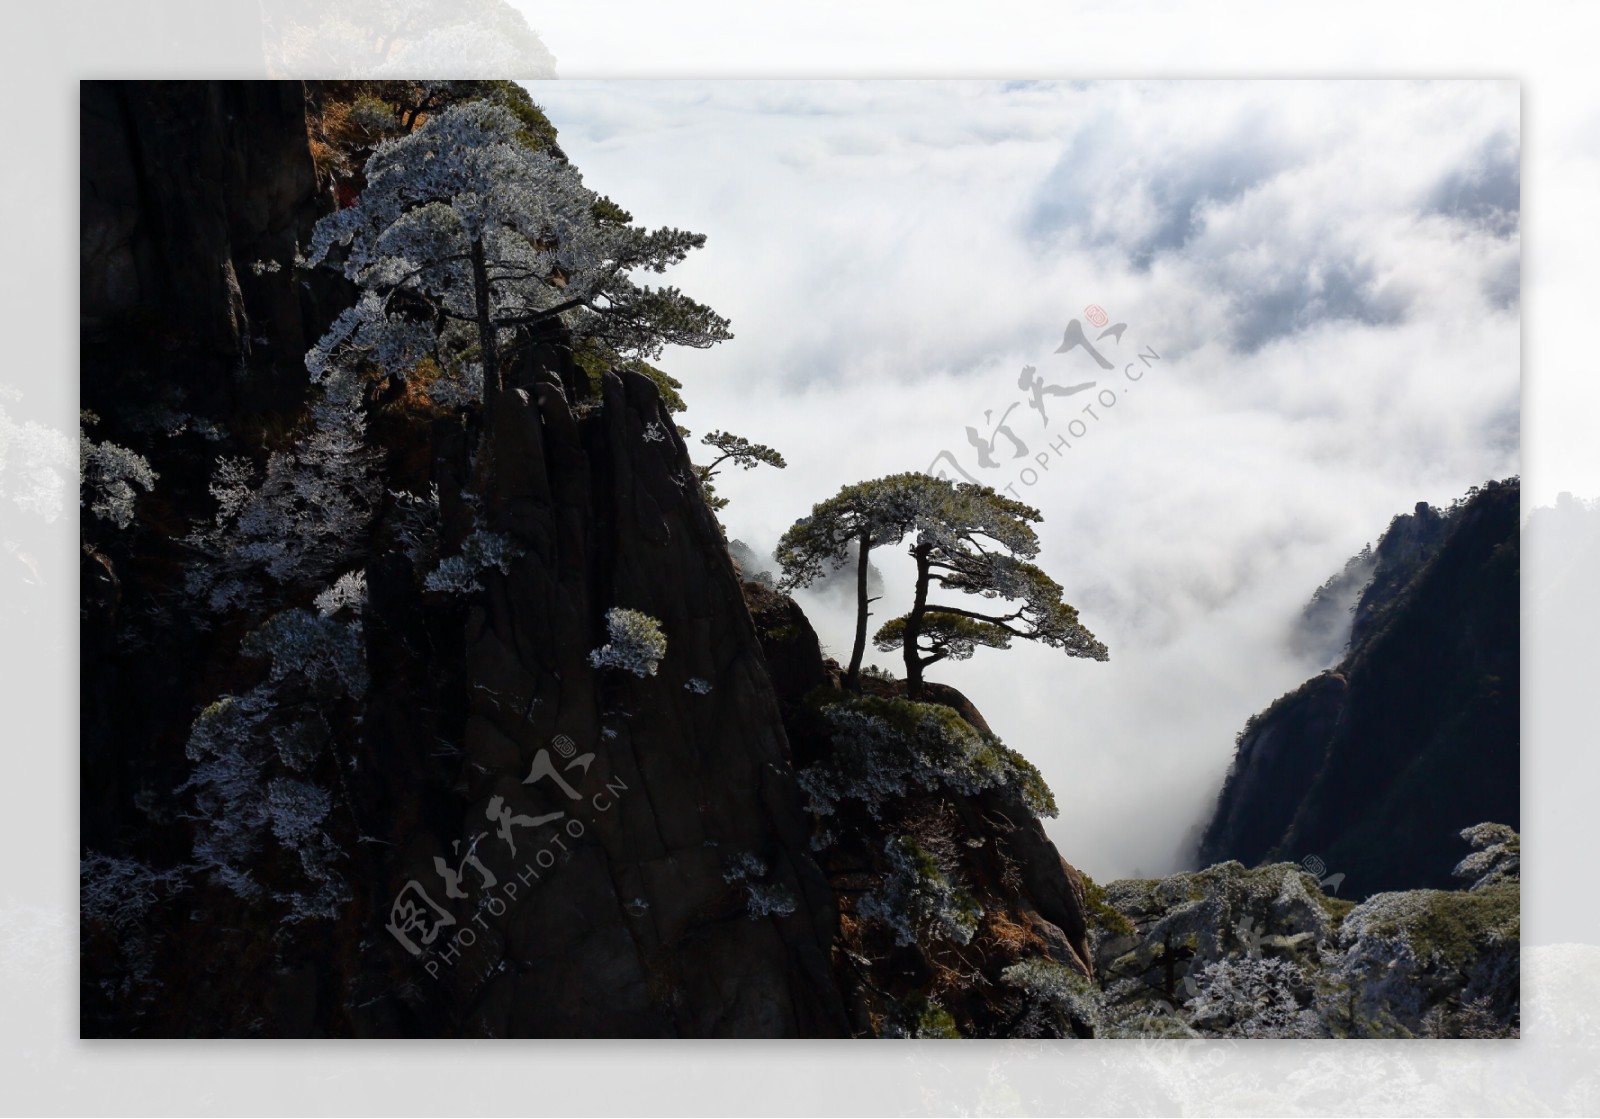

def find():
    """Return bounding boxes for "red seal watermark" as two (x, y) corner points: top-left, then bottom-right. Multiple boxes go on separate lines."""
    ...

(1084, 304), (1109, 329)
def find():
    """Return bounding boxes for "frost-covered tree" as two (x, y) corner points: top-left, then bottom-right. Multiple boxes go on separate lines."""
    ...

(1185, 955), (1320, 1038)
(777, 472), (948, 690)
(857, 835), (983, 947)
(694, 430), (785, 512)
(185, 369), (379, 614)
(1452, 822), (1520, 892)
(780, 474), (1105, 696)
(303, 100), (729, 433)
(180, 602), (367, 921)
(1001, 957), (1105, 1038)
(588, 607), (667, 678)
(870, 479), (1107, 697)
(79, 411), (157, 530)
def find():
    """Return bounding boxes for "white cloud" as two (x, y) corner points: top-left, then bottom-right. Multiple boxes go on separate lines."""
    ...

(534, 79), (1519, 879)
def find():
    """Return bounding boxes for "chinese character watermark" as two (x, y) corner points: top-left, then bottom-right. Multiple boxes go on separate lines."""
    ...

(384, 732), (630, 978)
(927, 305), (1161, 495)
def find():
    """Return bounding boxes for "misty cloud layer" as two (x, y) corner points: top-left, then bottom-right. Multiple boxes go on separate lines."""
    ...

(535, 80), (1520, 880)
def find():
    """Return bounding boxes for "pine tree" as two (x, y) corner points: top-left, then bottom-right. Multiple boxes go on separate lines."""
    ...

(871, 479), (1108, 697)
(776, 472), (948, 690)
(302, 100), (729, 438)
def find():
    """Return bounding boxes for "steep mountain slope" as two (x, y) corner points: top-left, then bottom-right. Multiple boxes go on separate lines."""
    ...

(1197, 479), (1520, 896)
(79, 79), (1095, 1039)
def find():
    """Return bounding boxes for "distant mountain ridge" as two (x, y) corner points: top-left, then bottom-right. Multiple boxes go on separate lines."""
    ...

(1197, 479), (1520, 897)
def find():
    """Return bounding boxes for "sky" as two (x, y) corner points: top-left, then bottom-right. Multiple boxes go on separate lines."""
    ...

(531, 80), (1520, 880)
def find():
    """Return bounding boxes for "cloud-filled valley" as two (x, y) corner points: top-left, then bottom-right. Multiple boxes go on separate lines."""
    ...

(534, 79), (1520, 878)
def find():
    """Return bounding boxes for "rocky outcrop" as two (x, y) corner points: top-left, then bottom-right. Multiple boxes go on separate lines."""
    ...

(746, 588), (1100, 1038)
(1197, 479), (1520, 897)
(1090, 829), (1520, 1039)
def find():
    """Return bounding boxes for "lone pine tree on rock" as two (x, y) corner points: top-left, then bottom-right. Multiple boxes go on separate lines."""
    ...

(776, 472), (947, 690)
(874, 480), (1107, 697)
(778, 473), (1107, 696)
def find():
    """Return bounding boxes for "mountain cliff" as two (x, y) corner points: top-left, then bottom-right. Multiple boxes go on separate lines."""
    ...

(1196, 479), (1520, 896)
(79, 79), (1096, 1039)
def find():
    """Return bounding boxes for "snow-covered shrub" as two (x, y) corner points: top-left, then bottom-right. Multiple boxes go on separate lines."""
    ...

(346, 96), (398, 137)
(80, 414), (157, 529)
(180, 603), (364, 921)
(747, 884), (796, 919)
(81, 853), (189, 930)
(1002, 956), (1105, 1036)
(683, 677), (712, 695)
(881, 993), (961, 1039)
(266, 777), (333, 847)
(797, 695), (1056, 820)
(588, 607), (667, 677)
(721, 853), (797, 919)
(390, 484), (441, 567)
(182, 686), (351, 921)
(1325, 881), (1519, 1036)
(857, 835), (982, 947)
(271, 713), (330, 773)
(424, 361), (483, 409)
(722, 852), (767, 882)
(314, 570), (367, 617)
(80, 852), (190, 1005)
(1186, 955), (1320, 1038)
(1098, 999), (1202, 1040)
(1420, 995), (1517, 1039)
(424, 525), (520, 594)
(241, 607), (368, 697)
(182, 690), (277, 901)
(1453, 822), (1519, 891)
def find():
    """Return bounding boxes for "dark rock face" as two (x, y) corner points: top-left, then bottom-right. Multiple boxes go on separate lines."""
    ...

(368, 367), (849, 1037)
(1197, 480), (1520, 897)
(1197, 674), (1348, 874)
(1346, 499), (1457, 651)
(81, 80), (338, 420)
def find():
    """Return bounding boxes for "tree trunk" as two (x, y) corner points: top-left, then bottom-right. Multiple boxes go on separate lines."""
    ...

(903, 540), (931, 699)
(844, 529), (872, 691)
(470, 236), (500, 417)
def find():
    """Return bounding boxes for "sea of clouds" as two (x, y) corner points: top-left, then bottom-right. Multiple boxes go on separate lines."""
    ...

(534, 79), (1520, 879)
